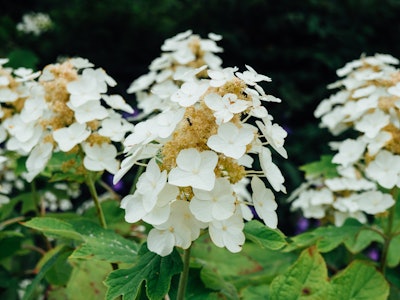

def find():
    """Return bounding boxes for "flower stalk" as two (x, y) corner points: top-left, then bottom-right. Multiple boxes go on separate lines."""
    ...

(177, 246), (191, 300)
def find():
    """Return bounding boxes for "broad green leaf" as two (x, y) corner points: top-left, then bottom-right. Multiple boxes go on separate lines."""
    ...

(0, 230), (24, 239)
(23, 245), (68, 300)
(286, 219), (377, 254)
(36, 245), (73, 285)
(387, 234), (400, 267)
(104, 243), (183, 300)
(23, 217), (84, 241)
(23, 217), (138, 264)
(66, 259), (112, 300)
(299, 155), (338, 179)
(42, 152), (87, 183)
(344, 227), (384, 253)
(244, 220), (287, 250)
(269, 246), (330, 300)
(200, 266), (239, 300)
(239, 285), (269, 300)
(329, 261), (389, 300)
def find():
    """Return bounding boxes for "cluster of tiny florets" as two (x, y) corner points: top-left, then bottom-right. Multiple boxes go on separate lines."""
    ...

(117, 31), (287, 256)
(291, 54), (400, 226)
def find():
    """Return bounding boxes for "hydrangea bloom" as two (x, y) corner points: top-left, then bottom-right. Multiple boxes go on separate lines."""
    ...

(126, 30), (224, 117)
(291, 54), (400, 226)
(0, 57), (134, 182)
(118, 44), (287, 256)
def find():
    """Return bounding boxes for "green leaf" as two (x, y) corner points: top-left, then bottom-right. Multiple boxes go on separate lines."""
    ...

(329, 261), (389, 300)
(299, 155), (338, 179)
(200, 266), (239, 300)
(240, 285), (269, 300)
(36, 245), (73, 285)
(269, 246), (330, 300)
(22, 217), (84, 241)
(387, 234), (400, 268)
(66, 259), (112, 300)
(23, 217), (138, 264)
(244, 220), (287, 250)
(23, 245), (68, 300)
(104, 243), (183, 300)
(286, 219), (379, 254)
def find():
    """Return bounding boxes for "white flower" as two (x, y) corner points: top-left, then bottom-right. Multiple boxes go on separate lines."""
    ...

(256, 118), (288, 158)
(70, 57), (94, 69)
(209, 210), (245, 253)
(189, 178), (236, 222)
(67, 72), (103, 107)
(148, 200), (205, 256)
(24, 142), (53, 182)
(53, 123), (91, 152)
(235, 65), (271, 86)
(332, 139), (366, 167)
(352, 85), (376, 99)
(354, 109), (389, 139)
(123, 119), (159, 150)
(83, 143), (119, 174)
(102, 95), (134, 113)
(98, 117), (134, 142)
(135, 159), (167, 209)
(168, 148), (218, 191)
(365, 150), (400, 189)
(68, 100), (109, 123)
(20, 94), (47, 122)
(357, 191), (395, 214)
(251, 176), (278, 229)
(127, 72), (157, 94)
(204, 93), (249, 124)
(208, 67), (237, 87)
(170, 81), (209, 107)
(259, 147), (286, 193)
(0, 88), (18, 102)
(153, 108), (185, 139)
(207, 122), (254, 159)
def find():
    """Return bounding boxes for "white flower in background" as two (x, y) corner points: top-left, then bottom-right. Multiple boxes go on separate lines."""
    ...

(118, 53), (287, 256)
(24, 143), (53, 182)
(17, 12), (52, 36)
(127, 31), (224, 117)
(332, 138), (366, 167)
(365, 150), (400, 189)
(291, 53), (399, 226)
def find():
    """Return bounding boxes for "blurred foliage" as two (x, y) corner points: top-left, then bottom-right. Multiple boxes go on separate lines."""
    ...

(2, 0), (400, 231)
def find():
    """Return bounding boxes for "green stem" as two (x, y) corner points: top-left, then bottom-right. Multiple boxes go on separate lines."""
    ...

(177, 247), (191, 300)
(85, 173), (120, 273)
(85, 173), (107, 229)
(379, 188), (398, 274)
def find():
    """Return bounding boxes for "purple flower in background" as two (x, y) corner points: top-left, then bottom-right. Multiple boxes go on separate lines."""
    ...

(366, 247), (380, 261)
(295, 217), (310, 234)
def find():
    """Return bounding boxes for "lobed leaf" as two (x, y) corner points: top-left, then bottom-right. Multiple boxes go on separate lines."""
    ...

(104, 243), (183, 300)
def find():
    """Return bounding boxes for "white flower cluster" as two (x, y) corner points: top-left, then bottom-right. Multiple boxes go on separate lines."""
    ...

(0, 57), (134, 182)
(291, 54), (400, 226)
(117, 32), (287, 256)
(127, 30), (223, 117)
(16, 12), (53, 36)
